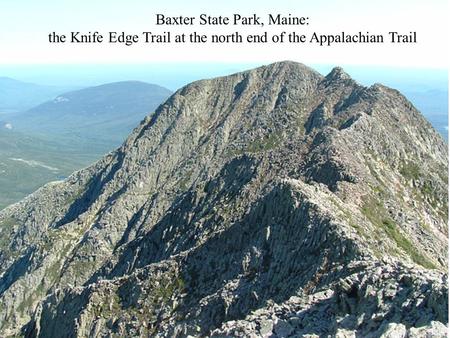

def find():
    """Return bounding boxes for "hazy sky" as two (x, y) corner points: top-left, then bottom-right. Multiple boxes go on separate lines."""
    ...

(0, 0), (448, 68)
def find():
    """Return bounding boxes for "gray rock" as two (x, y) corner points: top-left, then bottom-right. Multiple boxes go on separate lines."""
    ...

(408, 321), (448, 338)
(260, 319), (274, 336)
(335, 328), (356, 338)
(0, 61), (447, 337)
(273, 319), (293, 337)
(380, 323), (407, 338)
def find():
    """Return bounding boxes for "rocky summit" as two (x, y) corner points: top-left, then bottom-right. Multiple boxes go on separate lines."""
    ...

(0, 61), (448, 337)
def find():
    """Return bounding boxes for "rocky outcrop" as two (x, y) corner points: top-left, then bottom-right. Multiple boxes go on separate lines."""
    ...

(0, 61), (447, 337)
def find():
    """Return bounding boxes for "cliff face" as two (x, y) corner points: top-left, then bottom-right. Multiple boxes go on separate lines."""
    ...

(0, 61), (447, 337)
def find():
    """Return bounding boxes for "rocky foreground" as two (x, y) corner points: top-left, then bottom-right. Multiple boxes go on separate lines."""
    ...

(0, 61), (448, 337)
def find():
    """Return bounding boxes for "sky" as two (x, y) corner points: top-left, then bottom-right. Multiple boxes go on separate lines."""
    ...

(0, 0), (449, 68)
(0, 63), (447, 93)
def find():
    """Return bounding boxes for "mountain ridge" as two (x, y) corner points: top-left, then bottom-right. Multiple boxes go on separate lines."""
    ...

(0, 80), (172, 210)
(0, 61), (447, 337)
(0, 77), (75, 112)
(10, 80), (172, 143)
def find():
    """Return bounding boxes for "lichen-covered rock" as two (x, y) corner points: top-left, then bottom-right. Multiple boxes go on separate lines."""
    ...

(408, 321), (448, 338)
(0, 61), (447, 337)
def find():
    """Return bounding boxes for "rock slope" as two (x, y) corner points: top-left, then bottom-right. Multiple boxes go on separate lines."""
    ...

(0, 61), (447, 337)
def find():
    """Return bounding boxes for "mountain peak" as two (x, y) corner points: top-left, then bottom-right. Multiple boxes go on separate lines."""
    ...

(325, 66), (352, 81)
(0, 62), (447, 337)
(264, 60), (318, 71)
(249, 60), (324, 81)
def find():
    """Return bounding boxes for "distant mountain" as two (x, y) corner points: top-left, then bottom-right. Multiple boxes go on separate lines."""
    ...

(405, 89), (448, 141)
(11, 81), (172, 148)
(0, 128), (99, 210)
(0, 81), (171, 210)
(0, 77), (73, 112)
(0, 62), (447, 337)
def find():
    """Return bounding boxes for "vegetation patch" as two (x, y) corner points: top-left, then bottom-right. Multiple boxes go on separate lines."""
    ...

(399, 161), (447, 223)
(155, 276), (185, 303)
(229, 132), (282, 156)
(0, 217), (18, 251)
(16, 279), (47, 316)
(399, 161), (421, 181)
(178, 169), (193, 191)
(246, 133), (281, 153)
(64, 187), (85, 206)
(92, 292), (122, 318)
(361, 197), (436, 269)
(329, 198), (365, 237)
